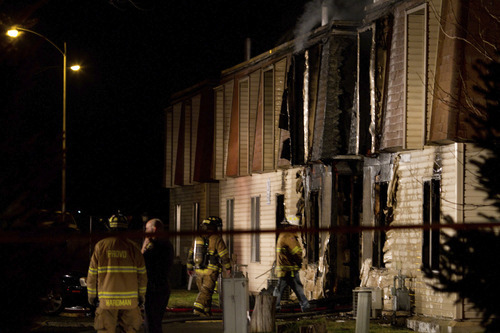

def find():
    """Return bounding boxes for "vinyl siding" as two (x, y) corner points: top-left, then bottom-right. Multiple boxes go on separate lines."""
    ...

(191, 95), (201, 184)
(389, 145), (461, 318)
(165, 107), (173, 188)
(214, 87), (225, 180)
(184, 102), (192, 185)
(239, 79), (250, 176)
(224, 81), (234, 177)
(169, 183), (220, 262)
(249, 70), (260, 173)
(219, 167), (302, 294)
(405, 8), (426, 149)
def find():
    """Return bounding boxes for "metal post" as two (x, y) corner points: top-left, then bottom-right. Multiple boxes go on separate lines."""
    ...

(62, 42), (67, 217)
(8, 27), (70, 218)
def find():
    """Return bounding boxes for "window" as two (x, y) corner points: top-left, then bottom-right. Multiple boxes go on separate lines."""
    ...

(373, 182), (388, 268)
(251, 196), (260, 262)
(175, 204), (181, 255)
(226, 199), (234, 258)
(275, 194), (285, 229)
(422, 178), (440, 271)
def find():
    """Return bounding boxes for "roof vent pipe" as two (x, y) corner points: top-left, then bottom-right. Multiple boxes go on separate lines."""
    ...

(321, 1), (329, 26)
(244, 37), (251, 61)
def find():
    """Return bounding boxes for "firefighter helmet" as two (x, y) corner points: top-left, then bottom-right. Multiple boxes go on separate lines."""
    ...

(108, 211), (128, 230)
(281, 215), (301, 227)
(201, 216), (222, 229)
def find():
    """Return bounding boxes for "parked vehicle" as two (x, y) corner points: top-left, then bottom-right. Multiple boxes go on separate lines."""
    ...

(41, 271), (93, 315)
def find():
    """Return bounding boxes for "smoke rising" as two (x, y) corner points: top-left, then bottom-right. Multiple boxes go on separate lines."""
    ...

(293, 0), (370, 53)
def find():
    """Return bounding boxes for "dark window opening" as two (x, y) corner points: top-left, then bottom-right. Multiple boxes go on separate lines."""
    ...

(373, 182), (387, 268)
(422, 179), (440, 271)
(276, 194), (285, 230)
(307, 191), (320, 263)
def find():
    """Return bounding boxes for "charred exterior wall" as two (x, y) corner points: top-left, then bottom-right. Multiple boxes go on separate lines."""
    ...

(311, 35), (357, 161)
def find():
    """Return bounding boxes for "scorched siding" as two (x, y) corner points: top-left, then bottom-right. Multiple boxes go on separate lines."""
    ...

(389, 144), (460, 318)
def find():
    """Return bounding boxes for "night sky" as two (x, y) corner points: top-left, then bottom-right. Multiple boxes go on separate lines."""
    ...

(0, 0), (311, 220)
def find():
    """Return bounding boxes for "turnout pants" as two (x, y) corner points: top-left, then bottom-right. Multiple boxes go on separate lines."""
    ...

(94, 307), (142, 333)
(193, 271), (219, 315)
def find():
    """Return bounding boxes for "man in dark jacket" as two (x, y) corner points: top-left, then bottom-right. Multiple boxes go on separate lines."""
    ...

(141, 218), (174, 333)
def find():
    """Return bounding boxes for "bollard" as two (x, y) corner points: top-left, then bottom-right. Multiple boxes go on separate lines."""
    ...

(250, 293), (275, 333)
(355, 290), (371, 333)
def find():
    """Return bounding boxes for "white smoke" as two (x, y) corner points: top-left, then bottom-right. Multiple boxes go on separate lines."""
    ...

(293, 0), (369, 54)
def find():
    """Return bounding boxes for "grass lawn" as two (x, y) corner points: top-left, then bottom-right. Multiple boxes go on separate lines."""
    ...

(276, 317), (414, 332)
(168, 288), (219, 309)
(168, 290), (414, 332)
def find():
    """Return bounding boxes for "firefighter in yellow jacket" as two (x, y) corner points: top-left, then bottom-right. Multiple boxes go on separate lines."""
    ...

(87, 212), (147, 332)
(273, 216), (310, 312)
(187, 216), (232, 316)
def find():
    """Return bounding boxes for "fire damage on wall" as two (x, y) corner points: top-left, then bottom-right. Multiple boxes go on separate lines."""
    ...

(277, 18), (366, 301)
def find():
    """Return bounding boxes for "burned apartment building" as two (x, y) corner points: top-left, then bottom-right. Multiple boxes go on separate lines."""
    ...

(163, 0), (500, 330)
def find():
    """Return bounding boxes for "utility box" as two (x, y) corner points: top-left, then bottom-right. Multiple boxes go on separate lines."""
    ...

(391, 271), (410, 311)
(223, 276), (249, 333)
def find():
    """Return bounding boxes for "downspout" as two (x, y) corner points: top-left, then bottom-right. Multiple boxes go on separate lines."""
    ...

(455, 142), (465, 320)
(304, 50), (309, 161)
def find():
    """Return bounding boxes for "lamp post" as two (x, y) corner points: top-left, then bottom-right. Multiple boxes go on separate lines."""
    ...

(7, 27), (79, 218)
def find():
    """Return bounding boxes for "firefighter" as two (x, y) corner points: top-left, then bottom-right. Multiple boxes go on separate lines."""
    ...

(186, 216), (232, 316)
(273, 216), (310, 312)
(87, 211), (147, 332)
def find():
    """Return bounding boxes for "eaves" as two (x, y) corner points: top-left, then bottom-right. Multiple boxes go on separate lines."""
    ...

(220, 20), (360, 80)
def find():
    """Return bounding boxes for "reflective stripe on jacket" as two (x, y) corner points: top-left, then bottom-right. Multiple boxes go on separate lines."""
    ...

(275, 231), (303, 278)
(187, 233), (231, 275)
(87, 236), (147, 309)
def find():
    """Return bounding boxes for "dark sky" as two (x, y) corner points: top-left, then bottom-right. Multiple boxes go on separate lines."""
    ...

(0, 0), (311, 218)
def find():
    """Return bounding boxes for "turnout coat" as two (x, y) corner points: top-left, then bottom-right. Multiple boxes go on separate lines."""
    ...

(87, 236), (147, 309)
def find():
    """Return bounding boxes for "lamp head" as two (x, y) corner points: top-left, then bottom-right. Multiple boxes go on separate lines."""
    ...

(7, 29), (19, 38)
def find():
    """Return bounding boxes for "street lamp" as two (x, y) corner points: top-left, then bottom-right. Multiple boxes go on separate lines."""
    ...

(7, 27), (80, 218)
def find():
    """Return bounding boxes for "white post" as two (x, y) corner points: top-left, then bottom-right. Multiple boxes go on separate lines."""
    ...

(355, 290), (371, 333)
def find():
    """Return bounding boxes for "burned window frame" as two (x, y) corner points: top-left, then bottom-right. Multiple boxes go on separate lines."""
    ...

(306, 191), (320, 263)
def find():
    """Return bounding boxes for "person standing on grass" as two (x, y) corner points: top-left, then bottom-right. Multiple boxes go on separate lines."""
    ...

(142, 218), (174, 333)
(273, 216), (310, 312)
(186, 216), (232, 316)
